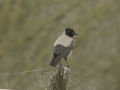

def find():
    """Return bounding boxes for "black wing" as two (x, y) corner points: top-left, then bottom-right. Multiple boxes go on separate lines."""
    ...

(50, 41), (73, 66)
(53, 41), (73, 58)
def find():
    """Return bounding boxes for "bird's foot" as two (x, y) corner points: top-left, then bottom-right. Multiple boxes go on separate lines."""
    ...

(66, 65), (70, 68)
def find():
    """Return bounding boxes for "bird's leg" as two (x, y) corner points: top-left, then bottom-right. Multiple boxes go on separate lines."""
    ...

(64, 57), (70, 67)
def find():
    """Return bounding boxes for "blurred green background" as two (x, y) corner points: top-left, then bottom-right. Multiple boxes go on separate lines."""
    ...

(0, 0), (120, 90)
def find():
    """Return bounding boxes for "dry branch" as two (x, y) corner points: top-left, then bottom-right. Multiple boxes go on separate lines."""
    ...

(48, 65), (70, 90)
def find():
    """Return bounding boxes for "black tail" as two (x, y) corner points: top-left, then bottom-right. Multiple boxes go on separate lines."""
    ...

(49, 56), (61, 67)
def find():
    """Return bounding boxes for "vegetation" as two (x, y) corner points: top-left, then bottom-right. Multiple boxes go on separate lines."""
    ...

(0, 0), (120, 90)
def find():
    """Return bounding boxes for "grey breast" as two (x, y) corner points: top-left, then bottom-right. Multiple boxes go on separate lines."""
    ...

(53, 41), (73, 58)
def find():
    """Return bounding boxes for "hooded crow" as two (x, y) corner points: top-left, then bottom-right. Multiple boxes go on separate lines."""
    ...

(49, 28), (78, 67)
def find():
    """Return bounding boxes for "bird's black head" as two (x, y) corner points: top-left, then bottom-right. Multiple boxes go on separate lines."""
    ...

(65, 28), (78, 37)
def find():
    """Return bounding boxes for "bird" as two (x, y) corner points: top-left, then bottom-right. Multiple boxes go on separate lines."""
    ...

(49, 28), (78, 67)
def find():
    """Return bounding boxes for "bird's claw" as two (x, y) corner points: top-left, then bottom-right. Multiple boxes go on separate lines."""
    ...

(67, 65), (70, 68)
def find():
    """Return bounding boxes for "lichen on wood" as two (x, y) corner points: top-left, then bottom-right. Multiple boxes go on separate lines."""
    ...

(48, 65), (70, 90)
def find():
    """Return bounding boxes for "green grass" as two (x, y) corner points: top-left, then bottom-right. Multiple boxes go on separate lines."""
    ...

(0, 0), (120, 90)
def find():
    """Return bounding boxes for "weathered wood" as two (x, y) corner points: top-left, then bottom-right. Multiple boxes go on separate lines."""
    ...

(48, 65), (70, 90)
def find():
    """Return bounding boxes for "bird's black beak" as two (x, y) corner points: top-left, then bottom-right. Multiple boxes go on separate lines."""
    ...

(73, 32), (79, 35)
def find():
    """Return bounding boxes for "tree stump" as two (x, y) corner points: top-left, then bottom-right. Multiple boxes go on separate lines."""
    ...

(48, 65), (70, 90)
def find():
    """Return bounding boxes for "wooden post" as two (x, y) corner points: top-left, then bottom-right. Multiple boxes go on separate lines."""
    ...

(48, 65), (70, 90)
